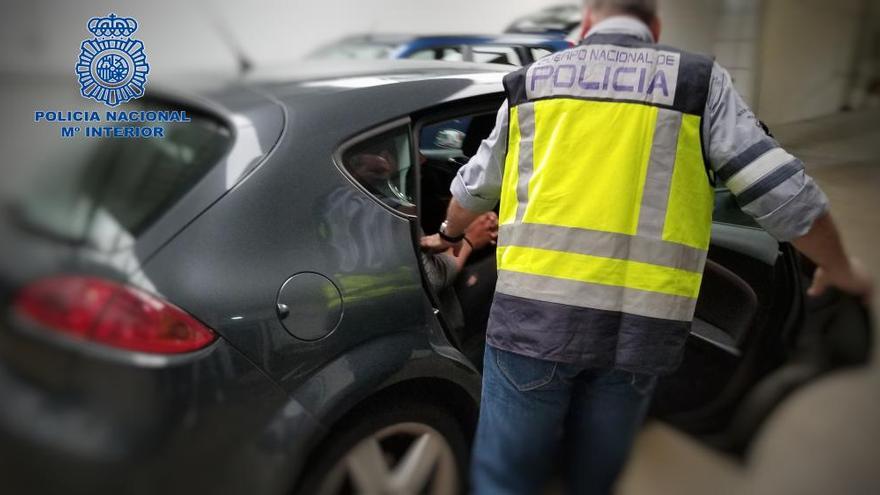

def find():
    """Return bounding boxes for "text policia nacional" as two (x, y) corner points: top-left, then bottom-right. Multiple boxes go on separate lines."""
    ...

(33, 110), (191, 139)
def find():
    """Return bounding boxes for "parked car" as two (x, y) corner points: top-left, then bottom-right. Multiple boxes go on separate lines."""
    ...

(306, 33), (571, 66)
(0, 60), (871, 495)
(505, 3), (583, 39)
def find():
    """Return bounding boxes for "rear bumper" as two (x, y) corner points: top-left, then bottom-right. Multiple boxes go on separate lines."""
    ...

(0, 323), (323, 495)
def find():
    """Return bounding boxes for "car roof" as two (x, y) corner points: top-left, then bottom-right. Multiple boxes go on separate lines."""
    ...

(244, 59), (509, 102)
(150, 60), (509, 111)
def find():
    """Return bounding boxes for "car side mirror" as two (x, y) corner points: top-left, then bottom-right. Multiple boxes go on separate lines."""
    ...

(433, 129), (465, 150)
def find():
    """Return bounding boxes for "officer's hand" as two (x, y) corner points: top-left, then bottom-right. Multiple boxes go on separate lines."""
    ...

(808, 257), (874, 305)
(420, 234), (458, 254)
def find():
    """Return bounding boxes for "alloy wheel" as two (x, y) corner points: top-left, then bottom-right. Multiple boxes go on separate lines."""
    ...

(316, 421), (460, 495)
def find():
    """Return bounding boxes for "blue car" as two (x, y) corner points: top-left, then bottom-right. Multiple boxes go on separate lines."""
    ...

(307, 33), (572, 66)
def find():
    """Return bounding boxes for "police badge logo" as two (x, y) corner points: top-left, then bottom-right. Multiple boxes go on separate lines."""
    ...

(75, 13), (149, 107)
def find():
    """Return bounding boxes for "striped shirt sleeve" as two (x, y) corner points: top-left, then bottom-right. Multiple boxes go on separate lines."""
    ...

(450, 100), (509, 213)
(703, 63), (829, 241)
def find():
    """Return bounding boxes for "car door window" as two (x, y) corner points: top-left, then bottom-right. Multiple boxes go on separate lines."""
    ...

(467, 46), (522, 66)
(419, 117), (471, 158)
(341, 125), (416, 213)
(407, 49), (437, 60)
(417, 110), (498, 232)
(406, 47), (464, 62)
(438, 48), (464, 61)
(530, 47), (553, 61)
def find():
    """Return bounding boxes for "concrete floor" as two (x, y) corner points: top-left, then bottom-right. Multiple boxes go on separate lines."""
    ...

(618, 109), (880, 495)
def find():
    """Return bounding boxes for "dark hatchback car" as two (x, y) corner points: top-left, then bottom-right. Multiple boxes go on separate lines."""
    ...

(0, 61), (871, 495)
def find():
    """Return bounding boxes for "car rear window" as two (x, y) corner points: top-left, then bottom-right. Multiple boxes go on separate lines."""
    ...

(14, 101), (232, 246)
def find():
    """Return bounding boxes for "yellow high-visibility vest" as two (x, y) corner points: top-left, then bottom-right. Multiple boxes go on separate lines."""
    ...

(496, 33), (715, 328)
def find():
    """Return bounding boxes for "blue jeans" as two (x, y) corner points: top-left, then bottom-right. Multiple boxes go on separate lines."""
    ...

(471, 345), (657, 495)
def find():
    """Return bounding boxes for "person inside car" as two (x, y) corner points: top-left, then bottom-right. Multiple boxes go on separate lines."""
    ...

(347, 147), (499, 293)
(421, 210), (498, 291)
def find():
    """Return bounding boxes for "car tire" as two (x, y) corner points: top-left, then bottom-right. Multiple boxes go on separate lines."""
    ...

(294, 399), (468, 495)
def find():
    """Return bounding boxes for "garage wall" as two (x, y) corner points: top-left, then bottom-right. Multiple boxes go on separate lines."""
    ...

(712, 0), (763, 106)
(643, 0), (765, 106)
(0, 0), (564, 77)
(658, 0), (721, 55)
(757, 0), (867, 124)
(844, 1), (880, 109)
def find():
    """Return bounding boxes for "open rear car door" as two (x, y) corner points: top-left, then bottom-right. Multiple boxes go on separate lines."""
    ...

(651, 188), (873, 454)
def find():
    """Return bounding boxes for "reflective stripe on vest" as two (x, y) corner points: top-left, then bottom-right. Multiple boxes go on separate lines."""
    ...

(497, 35), (714, 323)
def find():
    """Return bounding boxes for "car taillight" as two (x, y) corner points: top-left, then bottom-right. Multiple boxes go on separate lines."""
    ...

(13, 276), (216, 354)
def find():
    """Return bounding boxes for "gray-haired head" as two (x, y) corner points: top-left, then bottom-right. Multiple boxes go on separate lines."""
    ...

(584, 0), (658, 24)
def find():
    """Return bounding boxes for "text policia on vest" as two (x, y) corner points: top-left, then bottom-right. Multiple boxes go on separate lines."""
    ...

(527, 44), (681, 106)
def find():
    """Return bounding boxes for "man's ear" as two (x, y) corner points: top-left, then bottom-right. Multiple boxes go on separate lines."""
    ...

(649, 16), (662, 42)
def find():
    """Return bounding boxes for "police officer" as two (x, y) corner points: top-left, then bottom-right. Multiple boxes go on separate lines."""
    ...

(421, 0), (874, 493)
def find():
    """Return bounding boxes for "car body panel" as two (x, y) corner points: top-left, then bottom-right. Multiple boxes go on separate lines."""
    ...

(137, 64), (507, 391)
(133, 85), (286, 266)
(0, 320), (321, 495)
(290, 329), (481, 427)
